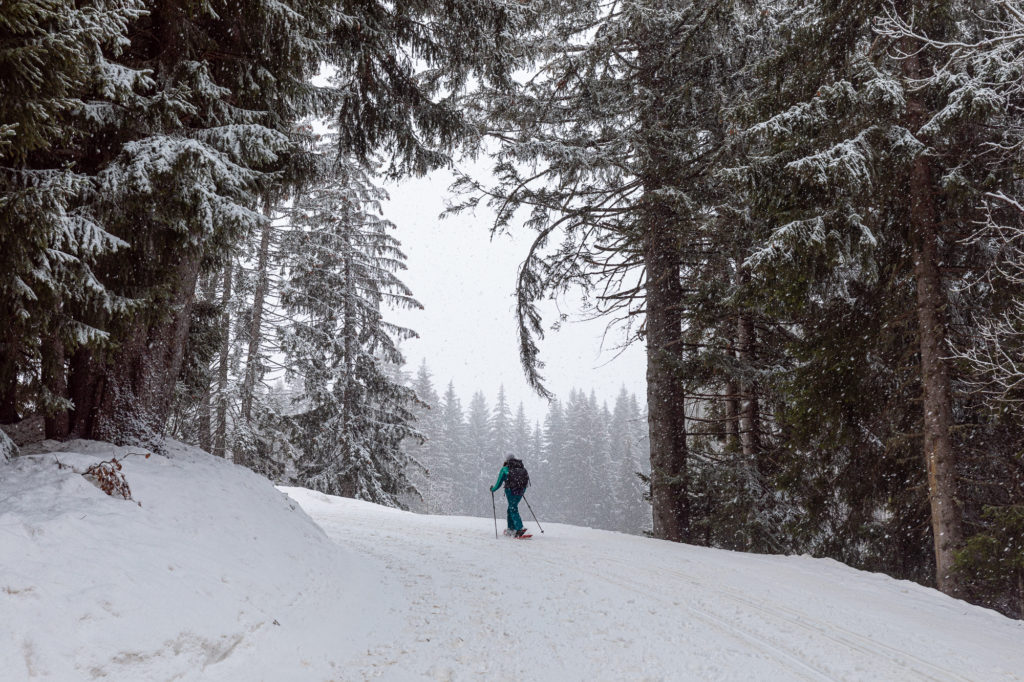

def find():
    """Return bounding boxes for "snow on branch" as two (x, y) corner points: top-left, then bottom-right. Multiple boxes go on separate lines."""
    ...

(785, 128), (879, 191)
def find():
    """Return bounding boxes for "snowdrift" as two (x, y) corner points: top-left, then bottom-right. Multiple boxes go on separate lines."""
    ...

(0, 440), (388, 681)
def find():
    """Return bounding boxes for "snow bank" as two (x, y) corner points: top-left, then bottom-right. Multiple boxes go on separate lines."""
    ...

(0, 440), (389, 681)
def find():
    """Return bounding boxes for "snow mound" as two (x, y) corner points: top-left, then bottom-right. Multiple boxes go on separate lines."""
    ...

(0, 440), (388, 681)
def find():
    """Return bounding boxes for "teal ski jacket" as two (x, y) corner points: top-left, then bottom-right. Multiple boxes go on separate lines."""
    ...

(489, 466), (509, 493)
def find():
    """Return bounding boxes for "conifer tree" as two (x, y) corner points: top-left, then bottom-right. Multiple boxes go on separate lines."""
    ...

(591, 400), (614, 527)
(0, 0), (144, 423)
(406, 361), (447, 512)
(610, 389), (651, 534)
(538, 397), (566, 514)
(236, 203), (279, 467)
(552, 390), (576, 517)
(531, 420), (544, 467)
(281, 151), (422, 506)
(54, 0), (335, 446)
(436, 380), (467, 513)
(512, 402), (531, 461)
(562, 389), (592, 521)
(465, 390), (492, 514)
(489, 385), (514, 460)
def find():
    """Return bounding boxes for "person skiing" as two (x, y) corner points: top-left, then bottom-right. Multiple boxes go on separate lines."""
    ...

(490, 456), (530, 537)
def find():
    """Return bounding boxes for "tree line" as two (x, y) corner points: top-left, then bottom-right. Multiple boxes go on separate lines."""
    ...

(402, 363), (651, 535)
(4, 0), (1024, 619)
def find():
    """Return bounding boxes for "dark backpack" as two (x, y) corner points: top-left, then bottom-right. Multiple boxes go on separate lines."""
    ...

(505, 458), (530, 495)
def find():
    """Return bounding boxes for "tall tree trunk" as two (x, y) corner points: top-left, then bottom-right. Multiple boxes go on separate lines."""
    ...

(41, 331), (70, 438)
(198, 388), (213, 452)
(724, 379), (740, 451)
(0, 354), (19, 424)
(68, 347), (101, 437)
(724, 267), (740, 452)
(75, 254), (203, 445)
(198, 273), (218, 453)
(338, 227), (357, 498)
(644, 218), (689, 543)
(904, 46), (963, 598)
(736, 311), (762, 460)
(639, 19), (689, 544)
(911, 181), (963, 596)
(214, 260), (233, 459)
(240, 208), (273, 422)
(1018, 568), (1023, 619)
(237, 205), (274, 466)
(0, 297), (28, 423)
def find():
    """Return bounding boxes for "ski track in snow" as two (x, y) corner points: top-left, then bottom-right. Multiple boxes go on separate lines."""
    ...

(286, 489), (1024, 682)
(567, 554), (965, 682)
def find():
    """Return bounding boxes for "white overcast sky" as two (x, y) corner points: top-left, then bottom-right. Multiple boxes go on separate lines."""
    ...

(382, 165), (647, 424)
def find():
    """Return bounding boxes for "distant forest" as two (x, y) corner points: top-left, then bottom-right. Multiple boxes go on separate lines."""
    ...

(401, 363), (651, 535)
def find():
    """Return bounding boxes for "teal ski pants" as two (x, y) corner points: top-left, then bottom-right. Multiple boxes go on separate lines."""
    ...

(505, 488), (524, 531)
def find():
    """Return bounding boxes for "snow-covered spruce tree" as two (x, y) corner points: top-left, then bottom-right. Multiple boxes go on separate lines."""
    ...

(459, 0), (758, 543)
(233, 202), (279, 468)
(165, 279), (222, 447)
(489, 385), (514, 460)
(725, 0), (935, 583)
(539, 397), (567, 520)
(437, 381), (470, 513)
(214, 201), (303, 476)
(404, 361), (447, 513)
(560, 389), (589, 522)
(512, 402), (531, 462)
(530, 420), (543, 465)
(592, 399), (615, 528)
(609, 388), (651, 534)
(0, 0), (144, 426)
(464, 391), (492, 515)
(281, 151), (422, 506)
(690, 0), (929, 567)
(543, 388), (599, 527)
(167, 134), (333, 474)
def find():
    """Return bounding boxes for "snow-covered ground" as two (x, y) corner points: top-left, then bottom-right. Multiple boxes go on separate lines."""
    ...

(3, 440), (1023, 681)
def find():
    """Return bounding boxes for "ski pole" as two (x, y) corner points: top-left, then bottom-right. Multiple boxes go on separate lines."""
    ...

(522, 494), (544, 534)
(491, 490), (498, 539)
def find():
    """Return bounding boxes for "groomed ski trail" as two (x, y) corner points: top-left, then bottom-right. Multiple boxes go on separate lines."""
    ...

(283, 489), (1024, 682)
